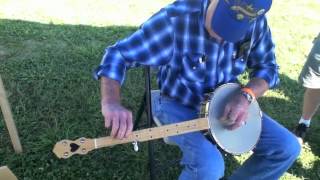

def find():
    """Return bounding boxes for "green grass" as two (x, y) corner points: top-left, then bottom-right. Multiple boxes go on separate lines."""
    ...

(0, 0), (320, 179)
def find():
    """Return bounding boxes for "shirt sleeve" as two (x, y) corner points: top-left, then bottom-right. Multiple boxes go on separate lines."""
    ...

(247, 16), (280, 89)
(94, 8), (174, 85)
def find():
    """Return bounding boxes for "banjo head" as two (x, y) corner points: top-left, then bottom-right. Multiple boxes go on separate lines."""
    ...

(207, 83), (262, 155)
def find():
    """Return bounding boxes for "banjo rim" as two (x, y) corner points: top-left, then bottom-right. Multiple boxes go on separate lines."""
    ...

(205, 83), (263, 155)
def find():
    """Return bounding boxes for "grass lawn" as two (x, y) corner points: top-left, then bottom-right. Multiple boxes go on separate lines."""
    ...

(0, 0), (320, 179)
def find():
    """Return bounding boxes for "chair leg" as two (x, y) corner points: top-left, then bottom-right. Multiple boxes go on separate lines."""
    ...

(148, 141), (156, 180)
(133, 92), (146, 130)
(134, 89), (156, 180)
(144, 67), (156, 180)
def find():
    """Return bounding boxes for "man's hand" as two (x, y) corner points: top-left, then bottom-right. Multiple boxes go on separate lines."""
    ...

(102, 102), (133, 139)
(100, 77), (133, 139)
(220, 92), (250, 130)
(220, 78), (269, 130)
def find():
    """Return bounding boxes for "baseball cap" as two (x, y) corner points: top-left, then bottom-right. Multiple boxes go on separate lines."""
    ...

(210, 0), (272, 42)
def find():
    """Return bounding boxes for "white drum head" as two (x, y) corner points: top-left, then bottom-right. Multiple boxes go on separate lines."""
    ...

(208, 83), (262, 155)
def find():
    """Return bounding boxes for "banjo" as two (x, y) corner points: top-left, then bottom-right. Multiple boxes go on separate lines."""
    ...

(53, 83), (262, 159)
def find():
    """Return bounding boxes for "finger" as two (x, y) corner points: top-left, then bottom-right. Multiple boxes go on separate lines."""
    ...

(220, 105), (231, 122)
(228, 109), (238, 123)
(125, 112), (133, 138)
(229, 120), (241, 130)
(230, 123), (241, 130)
(104, 115), (111, 128)
(230, 112), (246, 130)
(243, 111), (248, 122)
(110, 115), (120, 138)
(117, 113), (127, 139)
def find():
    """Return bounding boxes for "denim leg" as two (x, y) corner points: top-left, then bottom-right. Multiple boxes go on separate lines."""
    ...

(229, 113), (301, 180)
(152, 95), (225, 180)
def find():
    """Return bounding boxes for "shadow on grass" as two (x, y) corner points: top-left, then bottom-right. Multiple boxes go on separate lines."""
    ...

(0, 19), (319, 180)
(259, 73), (320, 179)
(277, 74), (320, 157)
(289, 157), (320, 179)
(0, 18), (242, 180)
(0, 19), (150, 180)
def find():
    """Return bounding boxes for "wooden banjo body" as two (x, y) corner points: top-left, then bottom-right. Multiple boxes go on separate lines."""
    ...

(53, 83), (262, 159)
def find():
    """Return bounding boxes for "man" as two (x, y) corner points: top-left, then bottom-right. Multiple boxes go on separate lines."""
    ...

(294, 33), (320, 143)
(94, 0), (301, 179)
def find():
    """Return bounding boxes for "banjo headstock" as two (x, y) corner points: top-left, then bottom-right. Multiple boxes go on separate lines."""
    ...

(53, 137), (95, 159)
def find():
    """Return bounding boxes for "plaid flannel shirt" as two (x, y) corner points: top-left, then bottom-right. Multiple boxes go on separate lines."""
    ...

(94, 0), (279, 107)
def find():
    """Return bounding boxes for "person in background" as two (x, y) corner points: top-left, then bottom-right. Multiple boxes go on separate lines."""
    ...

(294, 33), (320, 143)
(94, 0), (301, 179)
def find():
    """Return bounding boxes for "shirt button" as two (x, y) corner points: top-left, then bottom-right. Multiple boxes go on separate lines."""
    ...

(192, 66), (196, 70)
(199, 57), (205, 63)
(232, 51), (237, 59)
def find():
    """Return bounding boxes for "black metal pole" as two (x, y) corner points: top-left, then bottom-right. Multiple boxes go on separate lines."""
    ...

(145, 67), (156, 180)
(133, 92), (146, 130)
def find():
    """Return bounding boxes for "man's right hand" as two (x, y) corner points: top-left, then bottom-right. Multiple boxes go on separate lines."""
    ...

(102, 102), (133, 139)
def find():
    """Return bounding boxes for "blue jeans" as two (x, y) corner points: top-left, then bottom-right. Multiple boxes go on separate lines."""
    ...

(151, 94), (301, 180)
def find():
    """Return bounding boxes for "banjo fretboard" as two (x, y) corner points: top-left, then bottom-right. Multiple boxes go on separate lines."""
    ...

(53, 118), (209, 159)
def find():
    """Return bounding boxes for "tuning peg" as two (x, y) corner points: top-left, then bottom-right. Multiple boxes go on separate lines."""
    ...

(132, 141), (139, 152)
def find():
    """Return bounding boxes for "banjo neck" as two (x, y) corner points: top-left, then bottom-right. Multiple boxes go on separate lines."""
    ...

(53, 83), (262, 159)
(53, 118), (209, 159)
(97, 117), (208, 147)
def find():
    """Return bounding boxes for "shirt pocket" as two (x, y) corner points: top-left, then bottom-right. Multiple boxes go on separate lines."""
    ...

(232, 57), (247, 76)
(181, 53), (206, 83)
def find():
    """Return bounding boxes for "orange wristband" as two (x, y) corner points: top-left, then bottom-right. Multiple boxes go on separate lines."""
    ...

(241, 87), (256, 99)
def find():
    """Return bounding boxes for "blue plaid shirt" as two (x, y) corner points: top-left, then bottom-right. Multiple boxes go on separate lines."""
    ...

(94, 0), (279, 107)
